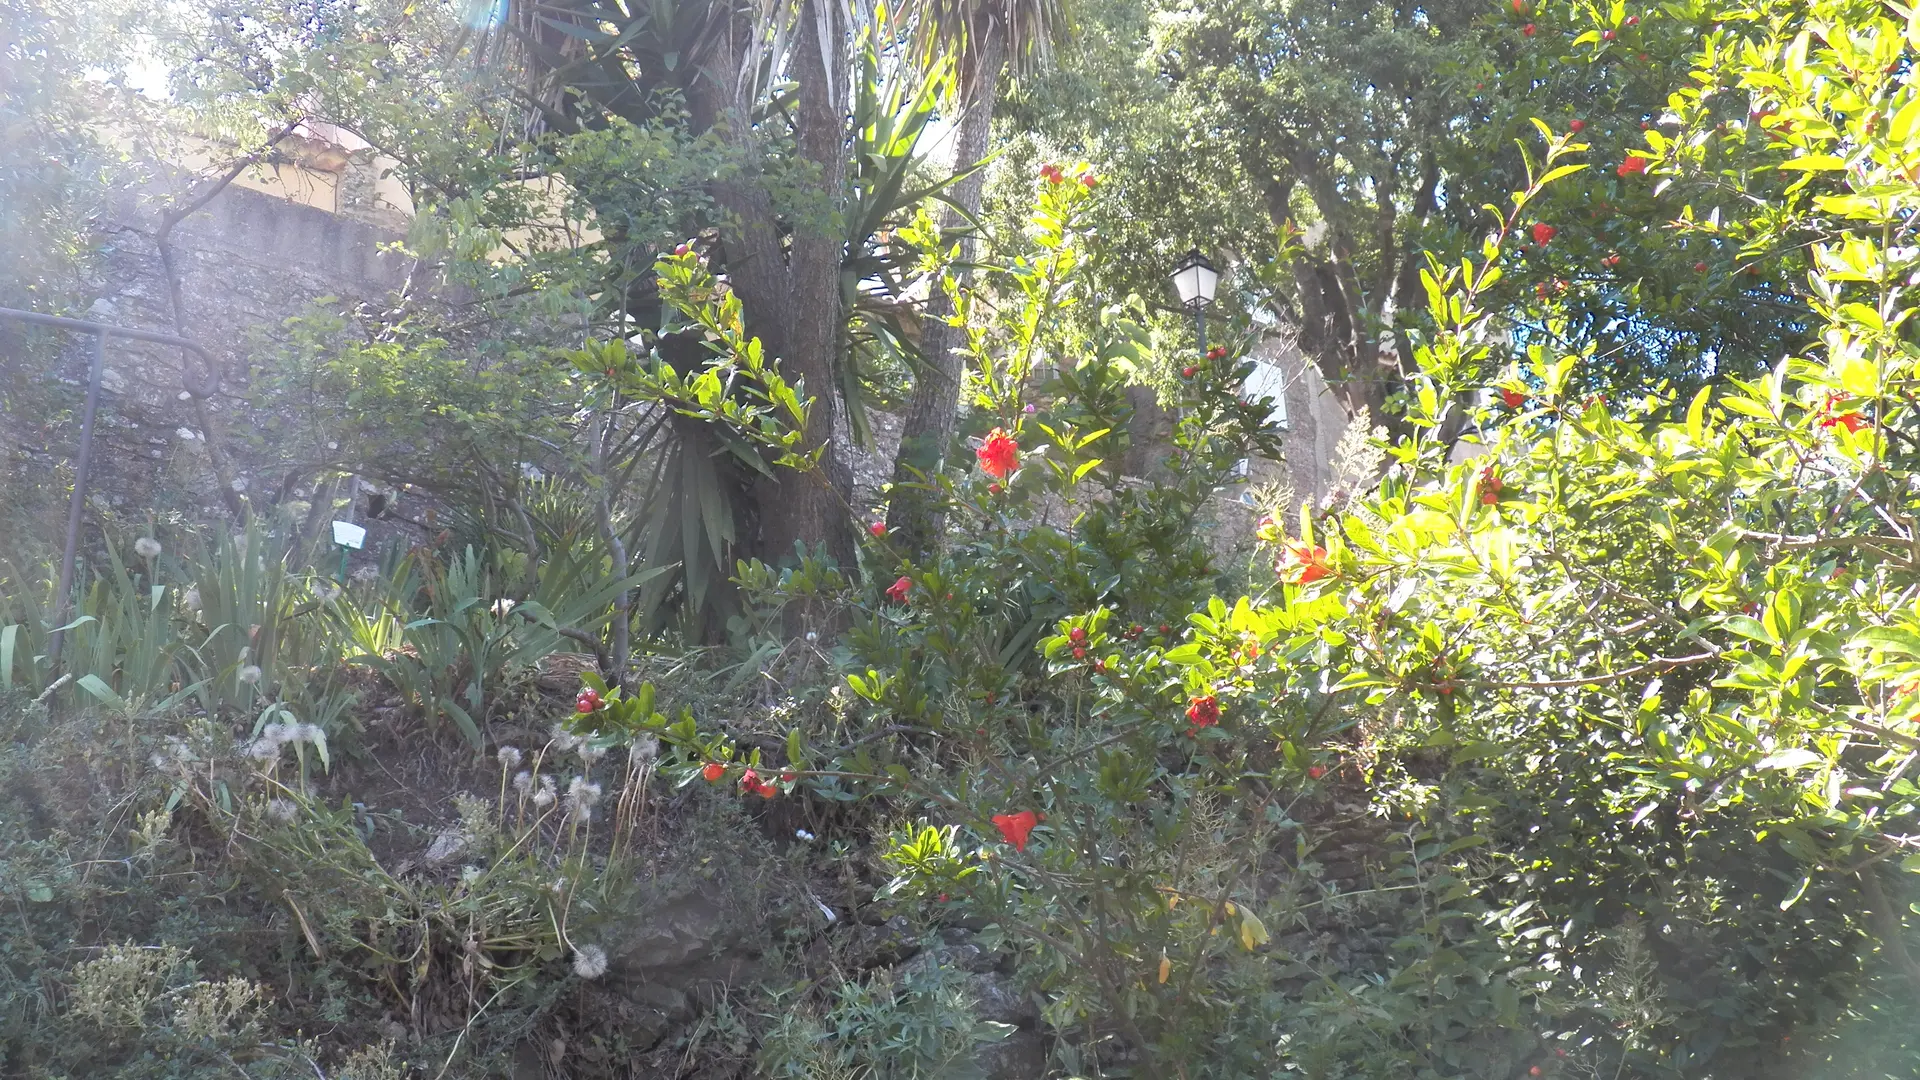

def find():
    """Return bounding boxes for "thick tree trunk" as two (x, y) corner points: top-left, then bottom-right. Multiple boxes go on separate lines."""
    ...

(883, 31), (1006, 561)
(710, 0), (856, 592)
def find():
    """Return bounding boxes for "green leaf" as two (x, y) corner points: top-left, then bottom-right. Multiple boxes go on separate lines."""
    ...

(1754, 748), (1823, 771)
(76, 673), (123, 708)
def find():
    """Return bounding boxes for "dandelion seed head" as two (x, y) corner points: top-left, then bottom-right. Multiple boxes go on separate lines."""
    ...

(512, 770), (533, 795)
(182, 587), (201, 612)
(629, 735), (659, 762)
(247, 737), (282, 762)
(497, 746), (523, 770)
(237, 665), (263, 686)
(134, 537), (162, 559)
(571, 944), (608, 979)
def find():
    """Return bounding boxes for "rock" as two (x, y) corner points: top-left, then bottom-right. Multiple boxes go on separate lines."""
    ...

(422, 828), (466, 864)
(974, 1028), (1048, 1080)
(838, 915), (921, 969)
(966, 970), (1037, 1028)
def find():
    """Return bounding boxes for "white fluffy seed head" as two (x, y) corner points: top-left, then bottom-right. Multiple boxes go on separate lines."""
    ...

(497, 746), (523, 770)
(266, 798), (299, 824)
(512, 770), (533, 795)
(181, 587), (201, 612)
(237, 665), (263, 686)
(134, 537), (162, 559)
(571, 944), (608, 979)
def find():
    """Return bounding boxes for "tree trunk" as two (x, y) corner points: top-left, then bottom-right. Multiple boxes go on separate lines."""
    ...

(710, 0), (857, 594)
(883, 31), (1006, 561)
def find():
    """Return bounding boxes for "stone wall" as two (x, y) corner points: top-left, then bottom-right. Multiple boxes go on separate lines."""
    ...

(4, 176), (412, 541)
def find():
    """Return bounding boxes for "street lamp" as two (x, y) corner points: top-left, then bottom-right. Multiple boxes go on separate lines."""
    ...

(1169, 247), (1219, 353)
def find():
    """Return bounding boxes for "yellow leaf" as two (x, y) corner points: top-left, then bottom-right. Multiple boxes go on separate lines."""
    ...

(1158, 953), (1172, 985)
(1238, 908), (1270, 952)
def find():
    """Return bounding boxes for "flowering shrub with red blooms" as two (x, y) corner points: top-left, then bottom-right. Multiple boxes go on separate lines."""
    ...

(701, 761), (726, 782)
(1531, 222), (1557, 246)
(868, 521), (887, 537)
(1500, 387), (1527, 408)
(575, 689), (602, 714)
(1616, 154), (1648, 176)
(975, 427), (1019, 479)
(885, 575), (912, 603)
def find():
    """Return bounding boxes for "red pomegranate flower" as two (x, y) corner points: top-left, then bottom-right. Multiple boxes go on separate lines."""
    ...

(1816, 392), (1867, 433)
(1522, 22), (1536, 35)
(1569, 118), (1586, 132)
(886, 576), (913, 603)
(992, 810), (1040, 852)
(1617, 155), (1649, 177)
(1307, 765), (1325, 780)
(1068, 627), (1086, 643)
(701, 761), (726, 783)
(1531, 222), (1557, 246)
(1281, 544), (1331, 585)
(575, 688), (602, 714)
(1499, 387), (1527, 408)
(869, 521), (887, 537)
(977, 428), (1019, 479)
(1185, 694), (1221, 731)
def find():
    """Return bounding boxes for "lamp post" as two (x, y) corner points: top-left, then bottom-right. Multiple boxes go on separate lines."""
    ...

(1168, 248), (1219, 355)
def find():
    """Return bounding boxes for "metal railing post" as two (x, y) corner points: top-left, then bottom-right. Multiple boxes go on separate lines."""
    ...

(47, 329), (108, 667)
(0, 306), (217, 676)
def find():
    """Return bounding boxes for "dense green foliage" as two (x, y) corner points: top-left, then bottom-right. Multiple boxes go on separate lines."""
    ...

(10, 0), (1920, 1076)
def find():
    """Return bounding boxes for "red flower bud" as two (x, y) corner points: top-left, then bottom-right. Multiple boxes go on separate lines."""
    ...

(1182, 366), (1197, 378)
(869, 521), (887, 537)
(1072, 646), (1086, 659)
(1523, 22), (1536, 35)
(1603, 28), (1616, 40)
(1569, 119), (1586, 132)
(674, 243), (690, 256)
(701, 761), (725, 782)
(1308, 765), (1325, 779)
(1069, 627), (1087, 643)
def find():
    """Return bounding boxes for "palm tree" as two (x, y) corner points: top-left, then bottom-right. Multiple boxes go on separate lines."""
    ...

(883, 0), (1070, 558)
